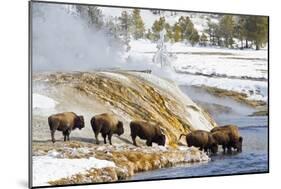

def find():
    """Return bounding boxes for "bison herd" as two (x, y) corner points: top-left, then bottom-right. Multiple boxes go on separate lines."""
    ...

(48, 112), (243, 154)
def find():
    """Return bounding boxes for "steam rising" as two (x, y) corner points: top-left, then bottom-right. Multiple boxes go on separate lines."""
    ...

(32, 3), (124, 72)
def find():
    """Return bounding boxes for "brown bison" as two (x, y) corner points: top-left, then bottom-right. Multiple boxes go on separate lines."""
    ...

(211, 125), (243, 153)
(48, 112), (85, 143)
(129, 121), (166, 146)
(211, 131), (231, 153)
(90, 113), (124, 145)
(179, 130), (218, 154)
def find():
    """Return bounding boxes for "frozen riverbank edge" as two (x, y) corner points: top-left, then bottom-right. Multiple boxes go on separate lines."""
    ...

(32, 141), (209, 186)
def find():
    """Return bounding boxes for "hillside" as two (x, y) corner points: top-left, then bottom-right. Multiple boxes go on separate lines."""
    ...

(33, 71), (217, 146)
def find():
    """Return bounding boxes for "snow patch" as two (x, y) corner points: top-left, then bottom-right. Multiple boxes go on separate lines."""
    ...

(33, 93), (57, 109)
(33, 154), (116, 186)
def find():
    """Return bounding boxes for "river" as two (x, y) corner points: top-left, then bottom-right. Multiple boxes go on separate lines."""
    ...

(130, 85), (268, 180)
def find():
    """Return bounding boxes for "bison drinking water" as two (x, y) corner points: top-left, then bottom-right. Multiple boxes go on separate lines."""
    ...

(179, 130), (218, 154)
(211, 131), (231, 153)
(129, 121), (166, 146)
(90, 113), (124, 145)
(48, 112), (85, 143)
(211, 125), (243, 153)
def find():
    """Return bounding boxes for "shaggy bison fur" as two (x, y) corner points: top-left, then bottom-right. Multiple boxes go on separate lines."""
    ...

(129, 121), (166, 146)
(90, 113), (124, 145)
(211, 125), (243, 153)
(179, 130), (218, 154)
(48, 112), (85, 143)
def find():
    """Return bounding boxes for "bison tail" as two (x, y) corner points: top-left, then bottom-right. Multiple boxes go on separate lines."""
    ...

(90, 117), (95, 130)
(48, 116), (53, 130)
(129, 122), (135, 130)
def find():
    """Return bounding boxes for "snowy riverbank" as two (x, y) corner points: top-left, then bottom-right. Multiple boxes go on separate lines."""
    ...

(32, 141), (209, 186)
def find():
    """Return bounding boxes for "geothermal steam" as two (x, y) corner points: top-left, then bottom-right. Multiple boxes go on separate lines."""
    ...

(32, 3), (124, 71)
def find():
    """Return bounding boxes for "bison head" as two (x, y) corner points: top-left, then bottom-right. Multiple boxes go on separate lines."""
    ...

(210, 142), (218, 154)
(75, 115), (85, 130)
(237, 136), (243, 152)
(232, 136), (243, 152)
(157, 134), (166, 146)
(116, 121), (124, 136)
(209, 135), (218, 154)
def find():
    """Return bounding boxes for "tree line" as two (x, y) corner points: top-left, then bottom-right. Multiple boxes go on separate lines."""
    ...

(75, 5), (268, 50)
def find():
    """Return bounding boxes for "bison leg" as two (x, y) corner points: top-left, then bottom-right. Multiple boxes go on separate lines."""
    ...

(204, 147), (208, 152)
(51, 130), (56, 143)
(50, 122), (59, 143)
(146, 139), (152, 146)
(131, 135), (137, 146)
(108, 133), (113, 145)
(204, 147), (209, 155)
(95, 133), (100, 144)
(66, 130), (71, 141)
(63, 131), (67, 142)
(227, 146), (232, 154)
(102, 133), (107, 144)
(222, 145), (226, 154)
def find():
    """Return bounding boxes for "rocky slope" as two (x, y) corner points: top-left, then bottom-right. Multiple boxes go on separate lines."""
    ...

(33, 71), (217, 146)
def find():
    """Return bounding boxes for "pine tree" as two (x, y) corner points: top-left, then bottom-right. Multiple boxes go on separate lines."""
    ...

(119, 11), (131, 33)
(199, 33), (208, 46)
(118, 11), (131, 51)
(205, 20), (217, 45)
(189, 30), (199, 46)
(87, 6), (104, 29)
(244, 16), (268, 50)
(165, 23), (173, 42)
(151, 17), (166, 40)
(177, 16), (189, 40)
(177, 16), (199, 45)
(219, 15), (235, 48)
(75, 5), (88, 20)
(131, 9), (145, 39)
(105, 18), (118, 38)
(187, 22), (199, 46)
(173, 23), (182, 42)
(152, 17), (166, 33)
(234, 16), (247, 49)
(145, 29), (154, 41)
(214, 24), (222, 46)
(75, 5), (104, 29)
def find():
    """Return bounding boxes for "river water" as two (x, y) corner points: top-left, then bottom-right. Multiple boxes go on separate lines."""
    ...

(130, 85), (268, 180)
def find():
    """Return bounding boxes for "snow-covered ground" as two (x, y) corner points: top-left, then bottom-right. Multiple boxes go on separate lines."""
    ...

(33, 93), (57, 109)
(33, 150), (116, 186)
(48, 4), (268, 103)
(33, 93), (58, 115)
(127, 40), (268, 102)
